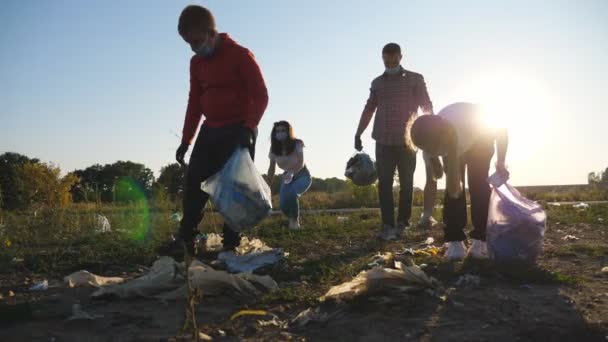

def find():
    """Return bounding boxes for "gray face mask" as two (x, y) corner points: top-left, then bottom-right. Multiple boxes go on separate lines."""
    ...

(385, 66), (401, 75)
(275, 132), (288, 141)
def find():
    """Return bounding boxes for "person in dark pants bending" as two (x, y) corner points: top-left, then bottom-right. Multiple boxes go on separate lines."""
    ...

(173, 5), (268, 256)
(411, 102), (510, 261)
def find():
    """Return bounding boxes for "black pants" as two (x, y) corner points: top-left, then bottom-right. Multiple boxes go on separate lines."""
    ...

(180, 124), (255, 249)
(443, 137), (494, 242)
(376, 144), (417, 227)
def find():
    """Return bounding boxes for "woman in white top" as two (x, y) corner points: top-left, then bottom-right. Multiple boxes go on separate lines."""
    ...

(411, 103), (509, 261)
(267, 121), (312, 229)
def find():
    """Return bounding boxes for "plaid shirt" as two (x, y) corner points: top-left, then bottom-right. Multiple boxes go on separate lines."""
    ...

(356, 67), (433, 146)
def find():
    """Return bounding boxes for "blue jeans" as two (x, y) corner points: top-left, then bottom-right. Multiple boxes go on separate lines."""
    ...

(280, 167), (312, 219)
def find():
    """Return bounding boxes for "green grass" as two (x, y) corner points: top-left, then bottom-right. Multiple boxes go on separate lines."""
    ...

(545, 204), (608, 225)
(1, 203), (605, 284)
(548, 243), (608, 258)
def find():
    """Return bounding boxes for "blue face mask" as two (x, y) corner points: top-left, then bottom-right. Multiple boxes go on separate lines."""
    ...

(192, 40), (215, 57)
(385, 66), (401, 75)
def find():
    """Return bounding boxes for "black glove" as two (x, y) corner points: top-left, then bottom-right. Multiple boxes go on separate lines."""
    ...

(354, 135), (363, 151)
(176, 142), (189, 167)
(238, 126), (254, 148)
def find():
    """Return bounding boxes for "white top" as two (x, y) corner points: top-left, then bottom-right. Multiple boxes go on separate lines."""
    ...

(269, 140), (305, 173)
(437, 102), (488, 156)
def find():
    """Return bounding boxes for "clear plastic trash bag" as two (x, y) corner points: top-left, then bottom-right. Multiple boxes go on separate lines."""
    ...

(345, 152), (378, 186)
(486, 178), (546, 263)
(201, 148), (272, 232)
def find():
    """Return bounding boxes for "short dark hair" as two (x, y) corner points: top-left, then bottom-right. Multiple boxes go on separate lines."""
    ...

(382, 43), (401, 55)
(178, 5), (216, 36)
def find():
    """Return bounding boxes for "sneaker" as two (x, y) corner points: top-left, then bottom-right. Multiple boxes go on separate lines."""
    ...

(288, 218), (301, 230)
(377, 225), (398, 241)
(416, 215), (438, 229)
(395, 221), (410, 237)
(467, 239), (489, 259)
(444, 241), (467, 261)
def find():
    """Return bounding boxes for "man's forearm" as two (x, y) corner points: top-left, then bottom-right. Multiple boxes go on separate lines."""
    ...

(356, 109), (373, 136)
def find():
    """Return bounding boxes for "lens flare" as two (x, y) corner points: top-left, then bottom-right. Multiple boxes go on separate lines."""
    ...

(114, 177), (151, 243)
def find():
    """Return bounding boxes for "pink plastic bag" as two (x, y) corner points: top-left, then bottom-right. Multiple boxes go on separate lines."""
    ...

(486, 180), (546, 263)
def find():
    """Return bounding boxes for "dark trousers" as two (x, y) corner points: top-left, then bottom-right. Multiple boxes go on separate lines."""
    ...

(376, 144), (417, 227)
(180, 124), (255, 249)
(443, 137), (494, 242)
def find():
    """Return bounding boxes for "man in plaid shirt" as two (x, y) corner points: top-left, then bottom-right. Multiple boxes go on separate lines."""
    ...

(355, 42), (433, 240)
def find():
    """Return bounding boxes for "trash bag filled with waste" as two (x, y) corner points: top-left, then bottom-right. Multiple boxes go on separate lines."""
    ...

(201, 148), (272, 232)
(486, 181), (546, 263)
(344, 152), (378, 186)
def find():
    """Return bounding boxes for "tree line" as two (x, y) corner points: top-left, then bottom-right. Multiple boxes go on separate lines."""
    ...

(0, 152), (353, 210)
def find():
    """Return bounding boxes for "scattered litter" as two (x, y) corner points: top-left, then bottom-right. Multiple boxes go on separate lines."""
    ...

(204, 233), (224, 252)
(423, 237), (435, 245)
(572, 202), (589, 210)
(64, 270), (125, 288)
(599, 217), (604, 223)
(230, 310), (271, 321)
(11, 257), (24, 264)
(201, 148), (272, 232)
(92, 257), (277, 300)
(218, 249), (285, 273)
(337, 216), (349, 223)
(455, 274), (481, 287)
(290, 307), (341, 327)
(68, 304), (101, 321)
(487, 181), (546, 264)
(367, 252), (395, 268)
(321, 261), (437, 302)
(258, 316), (288, 328)
(170, 212), (183, 223)
(403, 245), (443, 256)
(602, 267), (608, 274)
(451, 300), (465, 308)
(218, 330), (226, 337)
(94, 214), (111, 233)
(236, 236), (274, 255)
(204, 233), (273, 255)
(0, 294), (3, 300)
(548, 202), (561, 207)
(29, 280), (48, 291)
(562, 235), (579, 241)
(198, 332), (213, 341)
(8, 291), (14, 297)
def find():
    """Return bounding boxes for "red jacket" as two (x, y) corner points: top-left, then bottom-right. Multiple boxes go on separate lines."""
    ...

(181, 33), (268, 144)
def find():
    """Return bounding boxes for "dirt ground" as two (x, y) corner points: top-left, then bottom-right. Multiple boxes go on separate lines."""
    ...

(1, 220), (607, 342)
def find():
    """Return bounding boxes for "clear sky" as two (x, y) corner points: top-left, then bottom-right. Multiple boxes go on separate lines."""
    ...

(1, 0), (607, 187)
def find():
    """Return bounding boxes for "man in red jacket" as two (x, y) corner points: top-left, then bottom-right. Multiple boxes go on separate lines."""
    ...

(174, 5), (268, 256)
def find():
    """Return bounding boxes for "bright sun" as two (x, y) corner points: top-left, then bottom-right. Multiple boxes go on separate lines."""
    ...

(452, 70), (554, 141)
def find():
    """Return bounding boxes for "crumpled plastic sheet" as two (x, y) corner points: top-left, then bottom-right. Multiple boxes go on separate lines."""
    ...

(218, 249), (285, 273)
(64, 270), (125, 288)
(290, 307), (342, 327)
(204, 233), (273, 255)
(320, 261), (437, 302)
(95, 214), (111, 233)
(90, 257), (277, 300)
